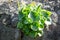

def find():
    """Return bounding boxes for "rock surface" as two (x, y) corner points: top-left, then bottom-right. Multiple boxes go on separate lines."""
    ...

(0, 0), (20, 40)
(0, 0), (60, 40)
(0, 23), (21, 40)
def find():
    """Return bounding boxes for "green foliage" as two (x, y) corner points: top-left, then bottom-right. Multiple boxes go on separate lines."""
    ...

(17, 3), (52, 38)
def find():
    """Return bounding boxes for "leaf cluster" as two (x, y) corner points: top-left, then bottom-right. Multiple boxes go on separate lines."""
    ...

(17, 3), (52, 38)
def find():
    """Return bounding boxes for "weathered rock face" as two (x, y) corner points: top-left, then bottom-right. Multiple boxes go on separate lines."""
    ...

(0, 23), (21, 40)
(0, 1), (20, 40)
(22, 35), (42, 40)
(57, 10), (60, 24)
(0, 1), (18, 28)
(43, 8), (60, 40)
(0, 0), (60, 40)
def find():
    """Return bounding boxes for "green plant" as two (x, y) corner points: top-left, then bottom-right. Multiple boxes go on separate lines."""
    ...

(17, 3), (52, 38)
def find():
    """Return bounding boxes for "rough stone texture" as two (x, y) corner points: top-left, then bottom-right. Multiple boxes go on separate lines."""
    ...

(0, 1), (18, 28)
(0, 0), (60, 40)
(43, 6), (60, 40)
(0, 1), (20, 40)
(22, 35), (42, 40)
(43, 24), (57, 40)
(41, 0), (60, 40)
(0, 23), (21, 40)
(57, 10), (60, 24)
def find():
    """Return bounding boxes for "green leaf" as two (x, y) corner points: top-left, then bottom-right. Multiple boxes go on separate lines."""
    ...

(17, 22), (23, 29)
(37, 30), (43, 37)
(17, 3), (52, 38)
(31, 22), (40, 31)
(24, 17), (33, 24)
(29, 31), (37, 38)
(46, 11), (52, 16)
(31, 25), (38, 31)
(18, 10), (24, 21)
(22, 6), (30, 15)
(23, 26), (30, 35)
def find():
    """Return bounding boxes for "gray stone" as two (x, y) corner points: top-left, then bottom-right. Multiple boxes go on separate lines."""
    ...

(42, 12), (58, 40)
(0, 0), (60, 40)
(43, 24), (57, 40)
(0, 14), (11, 26)
(43, 5), (51, 11)
(11, 13), (18, 28)
(22, 35), (42, 40)
(0, 23), (21, 40)
(0, 1), (18, 27)
(57, 10), (60, 24)
(51, 12), (58, 23)
(57, 10), (60, 15)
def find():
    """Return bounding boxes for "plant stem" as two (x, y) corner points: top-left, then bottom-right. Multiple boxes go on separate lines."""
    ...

(16, 0), (20, 11)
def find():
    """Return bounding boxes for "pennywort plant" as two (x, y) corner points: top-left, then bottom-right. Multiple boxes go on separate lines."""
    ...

(17, 2), (52, 38)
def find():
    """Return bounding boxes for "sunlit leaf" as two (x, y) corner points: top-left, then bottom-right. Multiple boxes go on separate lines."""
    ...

(17, 3), (52, 38)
